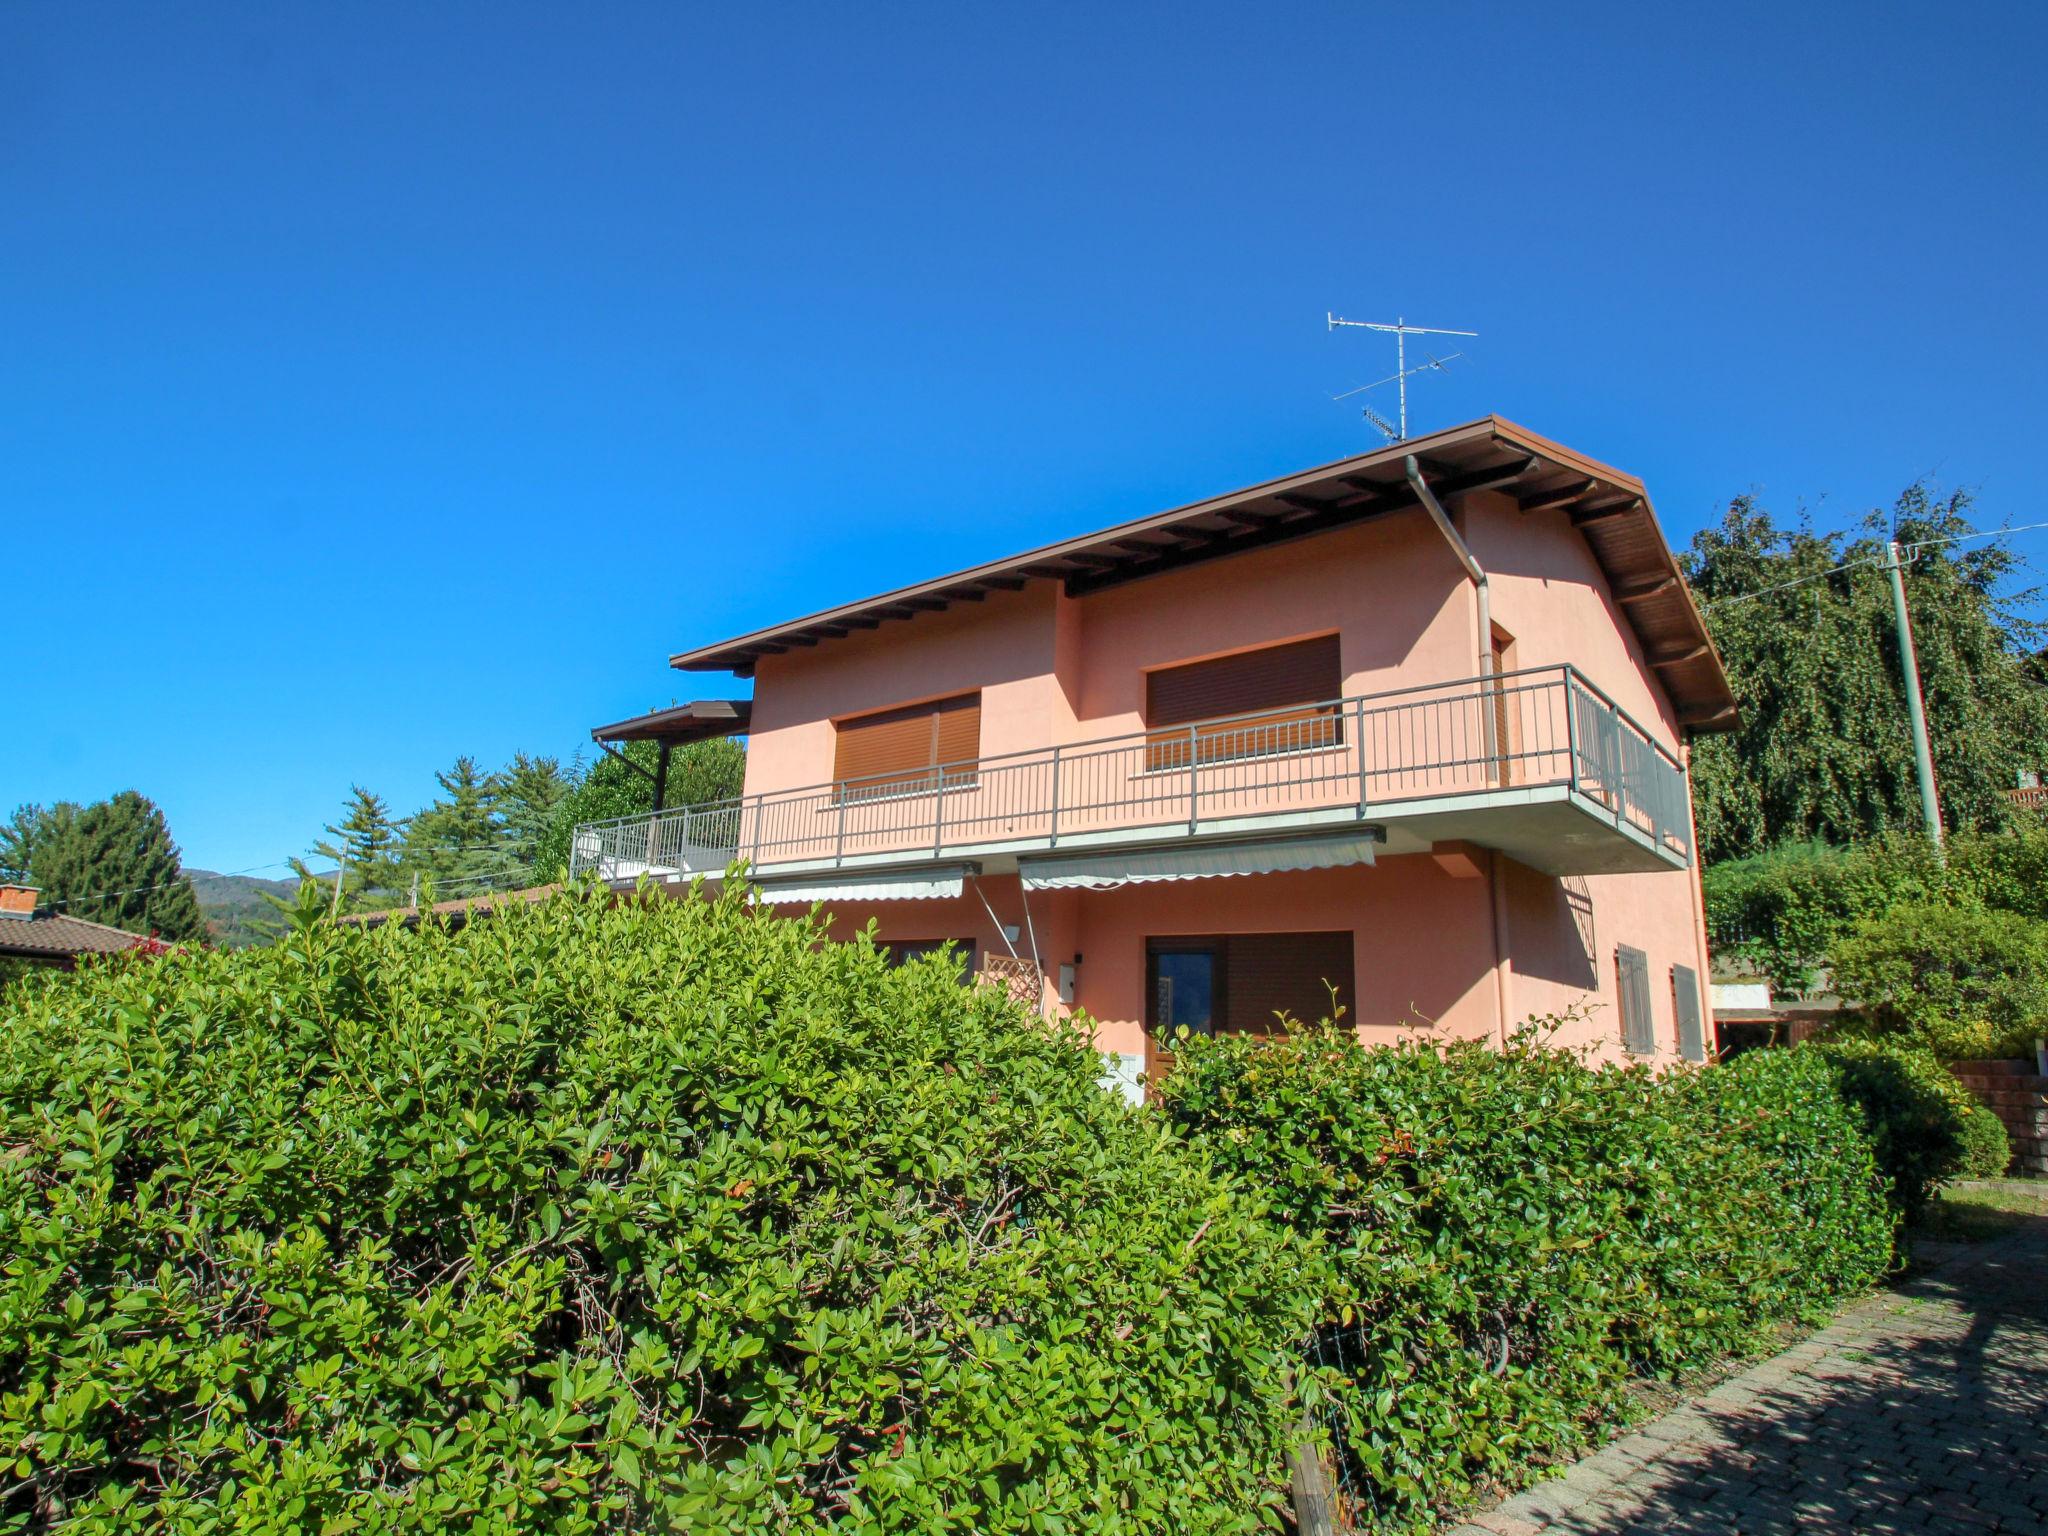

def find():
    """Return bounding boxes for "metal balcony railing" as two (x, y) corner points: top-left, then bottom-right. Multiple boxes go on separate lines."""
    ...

(570, 664), (1692, 881)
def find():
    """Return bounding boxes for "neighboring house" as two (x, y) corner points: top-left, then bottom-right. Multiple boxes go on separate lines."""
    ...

(0, 884), (149, 970)
(573, 416), (1736, 1094)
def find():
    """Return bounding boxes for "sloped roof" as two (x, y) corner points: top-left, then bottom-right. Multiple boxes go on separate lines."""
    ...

(340, 883), (563, 930)
(591, 700), (751, 746)
(0, 909), (149, 961)
(669, 415), (1737, 731)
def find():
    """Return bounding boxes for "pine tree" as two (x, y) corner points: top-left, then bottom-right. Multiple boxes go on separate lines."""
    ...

(403, 756), (512, 894)
(494, 754), (572, 880)
(3, 791), (209, 943)
(312, 787), (404, 907)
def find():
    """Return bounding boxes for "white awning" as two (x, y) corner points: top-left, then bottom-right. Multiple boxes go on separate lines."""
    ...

(1019, 831), (1377, 891)
(753, 865), (971, 905)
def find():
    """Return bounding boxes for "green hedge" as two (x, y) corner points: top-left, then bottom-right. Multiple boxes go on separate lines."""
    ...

(1157, 1026), (1893, 1533)
(1703, 827), (2048, 999)
(1957, 1105), (2013, 1180)
(0, 884), (1314, 1534)
(1809, 1037), (1986, 1212)
(1828, 901), (2048, 1060)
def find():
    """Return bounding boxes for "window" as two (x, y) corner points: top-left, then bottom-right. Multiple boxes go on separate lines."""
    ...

(1145, 931), (1354, 1080)
(1615, 944), (1655, 1056)
(833, 692), (981, 802)
(1672, 963), (1707, 1063)
(1144, 635), (1343, 770)
(884, 938), (976, 982)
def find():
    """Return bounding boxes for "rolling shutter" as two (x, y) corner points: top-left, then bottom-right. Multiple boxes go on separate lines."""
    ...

(1145, 635), (1343, 769)
(1672, 963), (1707, 1063)
(1225, 931), (1354, 1036)
(833, 693), (981, 800)
(1615, 944), (1655, 1056)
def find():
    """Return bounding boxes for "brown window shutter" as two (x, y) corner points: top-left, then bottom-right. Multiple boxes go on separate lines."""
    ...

(1222, 931), (1354, 1035)
(932, 694), (982, 772)
(1145, 635), (1342, 769)
(1147, 635), (1341, 726)
(833, 692), (982, 796)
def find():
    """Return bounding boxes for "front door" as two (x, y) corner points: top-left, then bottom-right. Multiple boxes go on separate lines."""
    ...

(1146, 941), (1222, 1084)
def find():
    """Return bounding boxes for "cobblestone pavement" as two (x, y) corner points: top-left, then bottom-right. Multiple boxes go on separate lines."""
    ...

(1447, 1217), (2048, 1535)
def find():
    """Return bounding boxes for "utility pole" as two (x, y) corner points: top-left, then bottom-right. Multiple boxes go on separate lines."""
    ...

(1883, 540), (1944, 846)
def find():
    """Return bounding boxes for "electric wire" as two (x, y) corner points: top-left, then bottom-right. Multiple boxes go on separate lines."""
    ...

(1698, 518), (2048, 611)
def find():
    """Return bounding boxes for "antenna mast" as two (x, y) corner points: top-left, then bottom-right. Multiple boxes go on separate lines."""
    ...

(1326, 313), (1477, 439)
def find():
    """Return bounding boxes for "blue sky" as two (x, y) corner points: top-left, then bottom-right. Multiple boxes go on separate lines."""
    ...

(4, 2), (2045, 875)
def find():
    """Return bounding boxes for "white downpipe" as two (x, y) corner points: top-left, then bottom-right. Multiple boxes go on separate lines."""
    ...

(1405, 455), (1491, 675)
(1409, 457), (1512, 1041)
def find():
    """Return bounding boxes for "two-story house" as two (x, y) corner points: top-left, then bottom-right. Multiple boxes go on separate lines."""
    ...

(573, 417), (1736, 1097)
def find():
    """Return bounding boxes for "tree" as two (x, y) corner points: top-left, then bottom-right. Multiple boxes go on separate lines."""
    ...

(0, 792), (208, 943)
(312, 787), (405, 907)
(402, 756), (513, 894)
(1683, 484), (2048, 861)
(494, 753), (573, 879)
(531, 738), (747, 877)
(0, 805), (49, 884)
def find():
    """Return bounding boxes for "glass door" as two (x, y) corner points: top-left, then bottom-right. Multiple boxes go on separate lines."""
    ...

(1146, 941), (1222, 1086)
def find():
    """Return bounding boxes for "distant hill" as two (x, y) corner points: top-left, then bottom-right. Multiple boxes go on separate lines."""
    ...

(185, 868), (326, 949)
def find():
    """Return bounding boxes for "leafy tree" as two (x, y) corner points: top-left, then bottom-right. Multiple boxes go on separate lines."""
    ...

(0, 792), (208, 943)
(1683, 484), (2048, 861)
(531, 738), (746, 878)
(312, 786), (405, 906)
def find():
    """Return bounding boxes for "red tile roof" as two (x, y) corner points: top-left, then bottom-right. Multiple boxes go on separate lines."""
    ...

(0, 909), (149, 961)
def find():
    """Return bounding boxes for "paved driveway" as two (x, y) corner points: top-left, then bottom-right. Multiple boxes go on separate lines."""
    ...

(1449, 1215), (2048, 1535)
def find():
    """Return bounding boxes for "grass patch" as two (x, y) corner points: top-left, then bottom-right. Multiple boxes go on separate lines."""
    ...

(1912, 1178), (2048, 1242)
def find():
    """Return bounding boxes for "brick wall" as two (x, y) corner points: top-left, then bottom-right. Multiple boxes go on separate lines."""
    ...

(1951, 1059), (2048, 1179)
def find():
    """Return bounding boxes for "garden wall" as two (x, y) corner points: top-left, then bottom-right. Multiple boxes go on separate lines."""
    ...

(1951, 1059), (2048, 1177)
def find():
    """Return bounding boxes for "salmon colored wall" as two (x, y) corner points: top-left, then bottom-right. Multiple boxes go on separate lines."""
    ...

(744, 585), (1062, 797)
(1061, 514), (1475, 738)
(1460, 489), (1680, 748)
(738, 493), (1712, 1069)
(1067, 857), (1504, 1056)
(801, 854), (1696, 1067)
(1453, 488), (1712, 1060)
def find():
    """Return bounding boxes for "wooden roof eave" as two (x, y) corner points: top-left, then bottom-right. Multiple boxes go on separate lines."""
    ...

(673, 415), (1739, 731)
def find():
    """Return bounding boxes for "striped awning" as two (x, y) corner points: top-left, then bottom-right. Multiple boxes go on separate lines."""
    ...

(1018, 831), (1378, 892)
(752, 865), (972, 905)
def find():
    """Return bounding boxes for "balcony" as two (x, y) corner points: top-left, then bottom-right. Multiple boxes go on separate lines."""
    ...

(570, 665), (1693, 887)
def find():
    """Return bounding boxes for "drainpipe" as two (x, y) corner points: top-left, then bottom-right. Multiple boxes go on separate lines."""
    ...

(1409, 456), (1511, 1042)
(1404, 455), (1491, 677)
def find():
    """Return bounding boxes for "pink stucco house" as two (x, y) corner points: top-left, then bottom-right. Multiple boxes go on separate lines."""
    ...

(575, 417), (1737, 1096)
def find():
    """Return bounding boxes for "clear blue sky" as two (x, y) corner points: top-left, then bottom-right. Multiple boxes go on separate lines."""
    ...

(5, 2), (2045, 875)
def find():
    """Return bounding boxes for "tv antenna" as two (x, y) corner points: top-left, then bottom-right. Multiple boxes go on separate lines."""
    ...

(1326, 314), (1477, 440)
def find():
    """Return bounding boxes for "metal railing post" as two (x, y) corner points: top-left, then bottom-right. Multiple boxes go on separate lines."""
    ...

(1187, 725), (1199, 833)
(1048, 745), (1062, 846)
(933, 770), (945, 855)
(1355, 695), (1369, 817)
(1610, 701), (1626, 829)
(1564, 667), (1581, 795)
(835, 792), (847, 868)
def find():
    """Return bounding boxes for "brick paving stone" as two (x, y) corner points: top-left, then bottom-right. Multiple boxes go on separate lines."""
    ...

(1440, 1213), (2048, 1534)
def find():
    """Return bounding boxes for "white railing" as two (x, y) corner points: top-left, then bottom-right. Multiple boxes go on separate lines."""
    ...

(570, 665), (1691, 880)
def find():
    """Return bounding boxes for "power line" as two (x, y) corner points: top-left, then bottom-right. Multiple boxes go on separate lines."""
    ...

(1699, 518), (2048, 611)
(29, 833), (545, 914)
